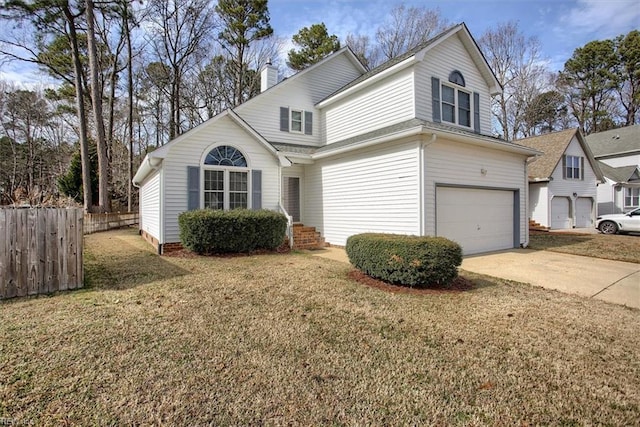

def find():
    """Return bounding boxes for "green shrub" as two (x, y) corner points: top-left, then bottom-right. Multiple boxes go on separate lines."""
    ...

(346, 233), (462, 288)
(178, 209), (287, 254)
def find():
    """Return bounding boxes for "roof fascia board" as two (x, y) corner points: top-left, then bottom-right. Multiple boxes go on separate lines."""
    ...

(313, 125), (540, 160)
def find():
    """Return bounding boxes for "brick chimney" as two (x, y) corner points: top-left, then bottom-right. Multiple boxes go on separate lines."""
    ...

(260, 60), (278, 92)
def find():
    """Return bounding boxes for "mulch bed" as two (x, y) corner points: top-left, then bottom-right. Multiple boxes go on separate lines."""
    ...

(347, 269), (475, 295)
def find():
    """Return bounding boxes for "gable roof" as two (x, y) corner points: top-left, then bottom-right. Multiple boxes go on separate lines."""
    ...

(598, 162), (640, 183)
(317, 22), (501, 108)
(584, 125), (640, 158)
(132, 108), (286, 186)
(516, 128), (604, 181)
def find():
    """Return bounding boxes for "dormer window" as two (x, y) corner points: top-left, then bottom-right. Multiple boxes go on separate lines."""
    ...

(442, 85), (471, 127)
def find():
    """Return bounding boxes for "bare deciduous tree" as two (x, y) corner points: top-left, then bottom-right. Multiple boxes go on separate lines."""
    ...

(375, 4), (448, 63)
(479, 21), (547, 140)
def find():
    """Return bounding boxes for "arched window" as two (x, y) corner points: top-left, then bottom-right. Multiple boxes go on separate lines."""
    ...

(202, 145), (249, 210)
(204, 145), (247, 167)
(448, 70), (465, 87)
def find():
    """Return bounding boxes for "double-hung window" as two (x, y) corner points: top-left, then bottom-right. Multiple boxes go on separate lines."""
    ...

(432, 71), (480, 133)
(625, 187), (640, 207)
(291, 110), (303, 132)
(564, 155), (582, 180)
(203, 145), (249, 210)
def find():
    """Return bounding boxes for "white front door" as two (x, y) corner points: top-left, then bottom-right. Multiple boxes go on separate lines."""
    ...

(283, 176), (301, 222)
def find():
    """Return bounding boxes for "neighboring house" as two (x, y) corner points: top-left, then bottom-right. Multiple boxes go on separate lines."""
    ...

(516, 129), (603, 230)
(133, 23), (538, 256)
(584, 125), (640, 215)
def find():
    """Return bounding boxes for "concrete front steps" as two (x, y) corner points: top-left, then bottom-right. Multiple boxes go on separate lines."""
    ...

(292, 223), (327, 250)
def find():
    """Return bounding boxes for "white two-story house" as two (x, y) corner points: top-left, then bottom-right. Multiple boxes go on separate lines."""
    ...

(133, 23), (538, 255)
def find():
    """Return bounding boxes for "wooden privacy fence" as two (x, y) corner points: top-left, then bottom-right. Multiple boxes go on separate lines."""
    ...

(0, 208), (83, 299)
(84, 212), (139, 234)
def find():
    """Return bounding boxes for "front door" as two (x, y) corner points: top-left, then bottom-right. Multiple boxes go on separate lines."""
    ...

(283, 176), (301, 222)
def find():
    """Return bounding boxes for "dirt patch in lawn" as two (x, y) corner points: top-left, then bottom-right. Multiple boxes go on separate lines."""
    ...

(1, 228), (639, 426)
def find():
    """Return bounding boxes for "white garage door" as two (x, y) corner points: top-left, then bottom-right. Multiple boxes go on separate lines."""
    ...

(436, 187), (514, 255)
(575, 197), (592, 228)
(551, 197), (571, 229)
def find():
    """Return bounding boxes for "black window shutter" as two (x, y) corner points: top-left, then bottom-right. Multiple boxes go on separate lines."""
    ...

(473, 92), (480, 134)
(187, 166), (200, 210)
(304, 111), (312, 135)
(252, 170), (262, 210)
(431, 77), (441, 123)
(562, 155), (567, 179)
(280, 107), (289, 132)
(580, 157), (584, 180)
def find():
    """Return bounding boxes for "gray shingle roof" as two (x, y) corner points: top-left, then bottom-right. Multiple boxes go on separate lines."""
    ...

(318, 23), (465, 104)
(515, 129), (579, 180)
(598, 162), (640, 183)
(584, 125), (640, 157)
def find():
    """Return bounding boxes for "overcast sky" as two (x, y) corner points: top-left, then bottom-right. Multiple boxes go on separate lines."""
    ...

(1, 0), (639, 86)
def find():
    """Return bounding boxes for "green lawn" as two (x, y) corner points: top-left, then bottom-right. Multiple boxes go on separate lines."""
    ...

(529, 231), (640, 263)
(1, 228), (639, 425)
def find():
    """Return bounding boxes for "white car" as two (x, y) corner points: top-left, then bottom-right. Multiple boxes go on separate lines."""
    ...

(596, 207), (640, 234)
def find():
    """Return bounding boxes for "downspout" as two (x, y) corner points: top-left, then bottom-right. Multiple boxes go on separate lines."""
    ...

(522, 158), (529, 248)
(418, 132), (437, 236)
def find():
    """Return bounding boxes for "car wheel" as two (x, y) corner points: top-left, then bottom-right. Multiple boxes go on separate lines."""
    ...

(599, 221), (618, 234)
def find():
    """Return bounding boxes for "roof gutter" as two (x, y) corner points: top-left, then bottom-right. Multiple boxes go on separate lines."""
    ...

(132, 155), (163, 188)
(312, 126), (426, 160)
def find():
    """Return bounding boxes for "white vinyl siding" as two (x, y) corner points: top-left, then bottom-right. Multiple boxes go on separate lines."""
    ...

(415, 33), (492, 135)
(529, 183), (549, 228)
(303, 140), (420, 246)
(235, 52), (364, 146)
(161, 116), (280, 243)
(323, 68), (415, 144)
(546, 136), (599, 227)
(139, 169), (161, 242)
(423, 138), (528, 247)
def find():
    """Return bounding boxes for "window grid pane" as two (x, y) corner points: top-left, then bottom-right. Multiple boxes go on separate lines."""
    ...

(625, 188), (640, 207)
(458, 91), (471, 127)
(291, 110), (303, 132)
(441, 85), (456, 124)
(204, 170), (224, 209)
(229, 171), (248, 209)
(565, 155), (581, 179)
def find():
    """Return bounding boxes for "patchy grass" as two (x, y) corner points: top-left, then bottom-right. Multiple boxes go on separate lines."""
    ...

(529, 231), (640, 263)
(1, 228), (639, 425)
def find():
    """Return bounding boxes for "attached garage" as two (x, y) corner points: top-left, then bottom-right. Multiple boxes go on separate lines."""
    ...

(551, 196), (571, 229)
(436, 186), (517, 255)
(575, 197), (593, 228)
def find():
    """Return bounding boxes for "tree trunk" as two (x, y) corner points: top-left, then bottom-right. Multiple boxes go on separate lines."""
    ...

(64, 7), (93, 213)
(86, 0), (111, 212)
(124, 5), (134, 212)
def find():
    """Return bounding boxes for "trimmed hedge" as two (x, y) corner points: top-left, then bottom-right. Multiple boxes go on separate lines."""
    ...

(178, 209), (287, 254)
(346, 233), (462, 288)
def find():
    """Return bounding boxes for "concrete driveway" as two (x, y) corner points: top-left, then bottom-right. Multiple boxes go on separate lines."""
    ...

(310, 247), (640, 309)
(461, 249), (640, 309)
